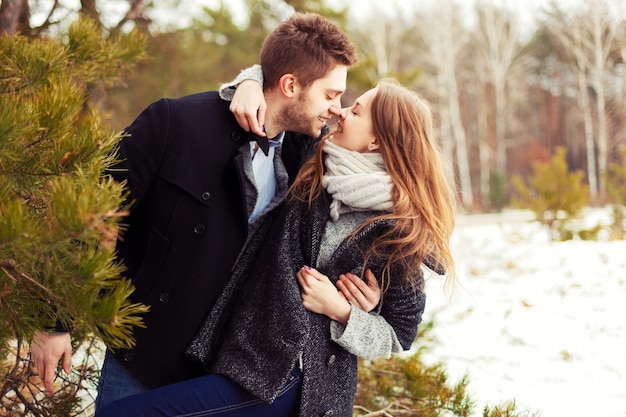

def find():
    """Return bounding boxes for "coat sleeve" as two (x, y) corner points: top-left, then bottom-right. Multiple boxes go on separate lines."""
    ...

(329, 268), (426, 359)
(329, 305), (403, 359)
(218, 64), (264, 101)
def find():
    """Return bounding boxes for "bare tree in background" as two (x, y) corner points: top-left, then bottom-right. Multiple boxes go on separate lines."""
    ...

(344, 0), (427, 119)
(617, 4), (626, 151)
(472, 1), (525, 203)
(0, 0), (150, 36)
(588, 0), (617, 198)
(546, 2), (599, 200)
(545, 0), (620, 200)
(349, 5), (416, 84)
(416, 0), (474, 211)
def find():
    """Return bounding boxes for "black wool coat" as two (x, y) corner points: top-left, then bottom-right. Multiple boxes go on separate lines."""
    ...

(107, 91), (316, 388)
(187, 192), (426, 417)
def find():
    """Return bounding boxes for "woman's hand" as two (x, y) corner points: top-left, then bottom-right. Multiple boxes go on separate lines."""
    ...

(337, 269), (381, 312)
(296, 266), (351, 326)
(230, 79), (266, 137)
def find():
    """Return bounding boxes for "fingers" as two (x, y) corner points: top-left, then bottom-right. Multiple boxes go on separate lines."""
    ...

(364, 269), (380, 290)
(230, 102), (257, 134)
(230, 79), (266, 136)
(42, 362), (56, 396)
(337, 270), (381, 312)
(301, 266), (325, 280)
(244, 111), (265, 137)
(297, 266), (332, 295)
(231, 108), (265, 137)
(62, 346), (72, 374)
(30, 331), (72, 396)
(361, 270), (382, 305)
(33, 349), (56, 396)
(337, 273), (365, 303)
(249, 102), (266, 137)
(232, 107), (252, 132)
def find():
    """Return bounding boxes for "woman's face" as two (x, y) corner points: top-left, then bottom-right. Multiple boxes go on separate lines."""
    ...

(328, 88), (379, 153)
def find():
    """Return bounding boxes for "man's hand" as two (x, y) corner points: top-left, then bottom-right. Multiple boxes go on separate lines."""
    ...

(230, 79), (266, 137)
(336, 269), (381, 312)
(30, 331), (72, 396)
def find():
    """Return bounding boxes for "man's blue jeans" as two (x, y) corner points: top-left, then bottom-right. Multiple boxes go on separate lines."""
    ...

(94, 364), (301, 417)
(94, 350), (152, 411)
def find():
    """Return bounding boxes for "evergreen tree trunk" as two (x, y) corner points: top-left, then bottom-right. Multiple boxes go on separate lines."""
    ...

(80, 0), (100, 22)
(0, 0), (28, 35)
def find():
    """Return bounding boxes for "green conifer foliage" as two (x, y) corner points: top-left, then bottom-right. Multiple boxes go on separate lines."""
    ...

(355, 354), (474, 416)
(354, 324), (539, 417)
(354, 352), (539, 417)
(1, 17), (147, 414)
(511, 147), (589, 240)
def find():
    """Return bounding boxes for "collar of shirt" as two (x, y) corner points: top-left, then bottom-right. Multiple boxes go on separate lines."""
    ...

(250, 131), (285, 159)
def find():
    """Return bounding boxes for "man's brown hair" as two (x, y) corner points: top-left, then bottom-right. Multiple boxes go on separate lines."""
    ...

(260, 13), (358, 90)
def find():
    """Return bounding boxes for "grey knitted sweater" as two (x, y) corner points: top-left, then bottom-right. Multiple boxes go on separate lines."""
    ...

(186, 192), (426, 417)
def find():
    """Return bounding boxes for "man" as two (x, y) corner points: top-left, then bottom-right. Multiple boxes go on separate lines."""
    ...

(29, 12), (362, 408)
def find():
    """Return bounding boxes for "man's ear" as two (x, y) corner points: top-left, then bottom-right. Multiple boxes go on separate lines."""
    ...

(278, 74), (298, 98)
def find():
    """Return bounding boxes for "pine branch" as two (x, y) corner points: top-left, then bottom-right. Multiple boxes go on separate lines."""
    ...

(0, 331), (21, 401)
(354, 405), (395, 416)
(1, 258), (65, 305)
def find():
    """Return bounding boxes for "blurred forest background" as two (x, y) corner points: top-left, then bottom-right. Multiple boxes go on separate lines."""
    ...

(4, 0), (626, 213)
(1, 0), (625, 415)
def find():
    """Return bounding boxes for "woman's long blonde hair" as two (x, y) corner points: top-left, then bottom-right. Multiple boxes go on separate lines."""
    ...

(290, 79), (457, 289)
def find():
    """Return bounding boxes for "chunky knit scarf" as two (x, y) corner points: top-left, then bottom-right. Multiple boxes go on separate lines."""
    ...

(322, 140), (394, 221)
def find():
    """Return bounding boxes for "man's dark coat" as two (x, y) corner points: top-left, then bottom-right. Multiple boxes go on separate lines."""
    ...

(109, 91), (315, 387)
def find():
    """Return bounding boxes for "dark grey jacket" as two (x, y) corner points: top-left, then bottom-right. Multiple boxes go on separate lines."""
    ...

(187, 192), (426, 417)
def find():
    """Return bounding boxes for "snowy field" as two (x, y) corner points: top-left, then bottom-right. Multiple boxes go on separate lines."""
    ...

(421, 209), (626, 417)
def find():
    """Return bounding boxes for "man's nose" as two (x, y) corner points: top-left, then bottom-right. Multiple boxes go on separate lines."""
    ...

(329, 105), (347, 120)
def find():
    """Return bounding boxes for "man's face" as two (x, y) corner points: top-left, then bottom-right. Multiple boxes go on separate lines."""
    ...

(279, 65), (347, 138)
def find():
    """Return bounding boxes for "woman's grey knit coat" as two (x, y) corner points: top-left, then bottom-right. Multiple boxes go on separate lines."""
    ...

(186, 192), (426, 417)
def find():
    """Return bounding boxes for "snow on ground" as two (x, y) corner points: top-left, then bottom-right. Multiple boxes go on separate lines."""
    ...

(421, 209), (626, 417)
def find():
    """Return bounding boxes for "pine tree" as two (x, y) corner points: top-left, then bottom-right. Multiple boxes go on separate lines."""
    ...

(511, 147), (590, 240)
(0, 17), (148, 415)
(354, 324), (541, 417)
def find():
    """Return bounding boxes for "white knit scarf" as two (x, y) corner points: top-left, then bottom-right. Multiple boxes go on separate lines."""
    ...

(322, 140), (394, 221)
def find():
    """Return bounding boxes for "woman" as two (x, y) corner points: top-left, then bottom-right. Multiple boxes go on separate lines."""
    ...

(96, 79), (457, 417)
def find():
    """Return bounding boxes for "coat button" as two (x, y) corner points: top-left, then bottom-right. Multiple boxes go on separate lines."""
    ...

(231, 131), (241, 141)
(159, 292), (170, 303)
(201, 191), (211, 201)
(326, 355), (336, 366)
(194, 224), (206, 235)
(124, 352), (134, 362)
